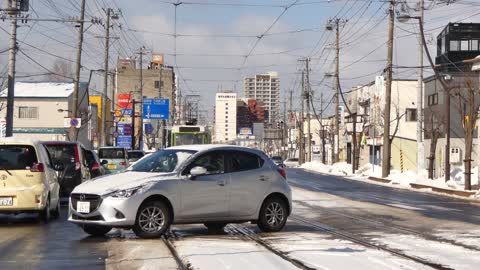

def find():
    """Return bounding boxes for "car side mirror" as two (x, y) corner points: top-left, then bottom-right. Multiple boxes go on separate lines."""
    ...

(101, 160), (108, 165)
(189, 166), (208, 180)
(53, 161), (65, 171)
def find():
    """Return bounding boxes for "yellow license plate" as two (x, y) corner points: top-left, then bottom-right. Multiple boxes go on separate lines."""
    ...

(107, 164), (117, 169)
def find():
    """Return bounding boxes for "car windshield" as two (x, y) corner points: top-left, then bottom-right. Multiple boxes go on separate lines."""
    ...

(44, 144), (75, 164)
(271, 156), (283, 162)
(128, 151), (144, 159)
(99, 148), (126, 159)
(174, 134), (205, 146)
(0, 145), (38, 170)
(129, 149), (196, 172)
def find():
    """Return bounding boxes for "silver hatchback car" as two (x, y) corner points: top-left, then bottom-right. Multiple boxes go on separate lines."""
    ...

(68, 145), (292, 238)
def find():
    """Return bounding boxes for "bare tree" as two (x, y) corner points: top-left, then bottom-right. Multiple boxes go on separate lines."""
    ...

(453, 76), (480, 190)
(423, 108), (445, 179)
(48, 60), (74, 82)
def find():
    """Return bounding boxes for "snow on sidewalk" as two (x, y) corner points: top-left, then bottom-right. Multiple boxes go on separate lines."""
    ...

(300, 161), (480, 199)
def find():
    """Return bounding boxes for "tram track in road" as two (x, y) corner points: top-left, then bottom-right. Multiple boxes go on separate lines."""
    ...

(163, 230), (191, 270)
(225, 224), (316, 270)
(293, 199), (480, 252)
(290, 215), (454, 270)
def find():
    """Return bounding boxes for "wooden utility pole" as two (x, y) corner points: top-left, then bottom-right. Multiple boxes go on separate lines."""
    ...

(288, 90), (293, 158)
(5, 0), (18, 137)
(320, 93), (326, 164)
(299, 71), (305, 165)
(70, 0), (86, 141)
(382, 0), (395, 178)
(101, 8), (112, 147)
(306, 58), (312, 162)
(334, 20), (340, 163)
(416, 0), (425, 174)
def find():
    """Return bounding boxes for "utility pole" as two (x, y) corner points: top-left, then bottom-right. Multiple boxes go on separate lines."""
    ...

(137, 47), (148, 150)
(131, 99), (136, 150)
(288, 90), (293, 158)
(306, 58), (312, 162)
(70, 0), (86, 141)
(299, 70), (305, 165)
(5, 0), (18, 137)
(334, 20), (340, 164)
(416, 0), (425, 174)
(101, 8), (112, 147)
(320, 93), (326, 164)
(382, 0), (395, 178)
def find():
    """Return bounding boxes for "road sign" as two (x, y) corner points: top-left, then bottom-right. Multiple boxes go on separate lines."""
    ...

(142, 98), (169, 120)
(63, 118), (81, 128)
(117, 123), (132, 136)
(118, 94), (133, 109)
(116, 136), (132, 149)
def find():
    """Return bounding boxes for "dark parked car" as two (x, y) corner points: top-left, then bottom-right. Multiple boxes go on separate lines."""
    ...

(271, 156), (285, 168)
(85, 149), (106, 178)
(127, 150), (145, 165)
(42, 141), (91, 197)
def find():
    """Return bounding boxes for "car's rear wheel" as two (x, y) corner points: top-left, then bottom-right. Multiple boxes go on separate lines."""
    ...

(51, 197), (60, 219)
(82, 225), (112, 236)
(133, 200), (171, 239)
(257, 197), (288, 232)
(204, 222), (227, 232)
(39, 196), (51, 223)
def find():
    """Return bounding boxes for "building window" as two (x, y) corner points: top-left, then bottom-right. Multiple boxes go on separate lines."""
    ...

(406, 109), (417, 122)
(461, 40), (469, 51)
(225, 115), (228, 119)
(225, 124), (228, 127)
(471, 40), (479, 51)
(450, 40), (459, 51)
(428, 93), (438, 106)
(18, 107), (38, 119)
(154, 80), (163, 89)
(225, 120), (228, 123)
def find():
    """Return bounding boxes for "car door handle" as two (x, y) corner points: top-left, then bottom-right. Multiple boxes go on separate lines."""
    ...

(259, 176), (269, 181)
(217, 180), (225, 186)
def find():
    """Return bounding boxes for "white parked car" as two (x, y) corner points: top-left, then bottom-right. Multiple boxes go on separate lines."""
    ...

(283, 158), (300, 168)
(68, 145), (292, 238)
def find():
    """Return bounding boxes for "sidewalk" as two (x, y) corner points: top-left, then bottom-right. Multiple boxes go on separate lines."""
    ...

(300, 161), (480, 201)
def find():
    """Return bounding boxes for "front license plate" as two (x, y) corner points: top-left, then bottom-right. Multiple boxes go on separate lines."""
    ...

(77, 201), (90, 213)
(0, 197), (13, 206)
(107, 164), (117, 169)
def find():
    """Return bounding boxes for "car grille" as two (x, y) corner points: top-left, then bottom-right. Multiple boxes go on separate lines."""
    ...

(71, 194), (102, 213)
(72, 213), (104, 221)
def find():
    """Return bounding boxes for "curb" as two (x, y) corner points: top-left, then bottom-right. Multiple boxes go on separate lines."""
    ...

(410, 183), (477, 198)
(367, 176), (392, 184)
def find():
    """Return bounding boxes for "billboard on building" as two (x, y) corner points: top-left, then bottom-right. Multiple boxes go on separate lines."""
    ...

(239, 127), (253, 136)
(117, 94), (133, 109)
(152, 54), (164, 65)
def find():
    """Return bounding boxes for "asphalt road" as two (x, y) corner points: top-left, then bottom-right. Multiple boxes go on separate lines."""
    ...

(0, 169), (479, 270)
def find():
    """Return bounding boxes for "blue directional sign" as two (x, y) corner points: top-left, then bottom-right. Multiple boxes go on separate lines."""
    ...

(145, 123), (154, 135)
(142, 98), (169, 120)
(116, 136), (132, 149)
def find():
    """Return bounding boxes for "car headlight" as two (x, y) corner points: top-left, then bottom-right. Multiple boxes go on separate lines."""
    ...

(108, 186), (145, 198)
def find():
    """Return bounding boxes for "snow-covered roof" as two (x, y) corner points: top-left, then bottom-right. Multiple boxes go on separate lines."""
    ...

(0, 82), (74, 98)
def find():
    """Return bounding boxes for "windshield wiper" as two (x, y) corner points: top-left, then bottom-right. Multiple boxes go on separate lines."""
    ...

(0, 167), (13, 176)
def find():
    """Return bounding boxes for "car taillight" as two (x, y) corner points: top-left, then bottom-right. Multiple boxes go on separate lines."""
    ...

(91, 162), (100, 171)
(278, 168), (287, 179)
(120, 162), (127, 166)
(75, 162), (81, 171)
(31, 163), (45, 173)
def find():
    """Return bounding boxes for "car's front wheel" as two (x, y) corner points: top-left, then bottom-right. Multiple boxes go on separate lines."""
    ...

(133, 200), (171, 239)
(257, 197), (288, 232)
(82, 225), (112, 236)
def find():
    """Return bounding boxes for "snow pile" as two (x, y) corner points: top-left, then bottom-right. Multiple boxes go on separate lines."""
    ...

(388, 170), (424, 187)
(301, 161), (352, 176)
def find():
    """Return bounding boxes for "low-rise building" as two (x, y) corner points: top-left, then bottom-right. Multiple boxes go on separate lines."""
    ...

(0, 82), (93, 148)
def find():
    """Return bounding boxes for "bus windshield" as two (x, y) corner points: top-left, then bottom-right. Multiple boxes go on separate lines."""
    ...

(174, 133), (205, 146)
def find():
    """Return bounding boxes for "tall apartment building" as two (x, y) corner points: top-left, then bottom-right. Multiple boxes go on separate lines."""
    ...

(244, 71), (280, 124)
(214, 92), (237, 143)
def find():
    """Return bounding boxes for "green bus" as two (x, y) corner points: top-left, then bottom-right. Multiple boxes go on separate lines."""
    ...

(170, 125), (209, 146)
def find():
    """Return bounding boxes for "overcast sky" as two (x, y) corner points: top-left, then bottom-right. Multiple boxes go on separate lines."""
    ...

(1, 0), (480, 121)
